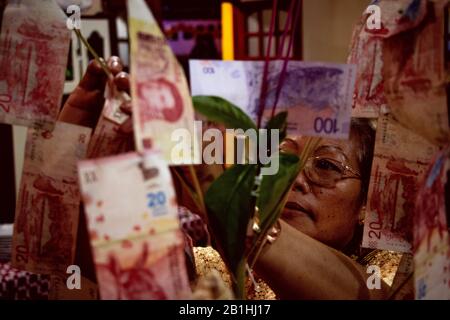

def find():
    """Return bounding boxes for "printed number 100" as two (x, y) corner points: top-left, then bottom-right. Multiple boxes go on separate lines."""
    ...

(314, 117), (339, 134)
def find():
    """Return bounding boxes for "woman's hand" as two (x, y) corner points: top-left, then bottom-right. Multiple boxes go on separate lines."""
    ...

(254, 220), (390, 299)
(58, 56), (131, 130)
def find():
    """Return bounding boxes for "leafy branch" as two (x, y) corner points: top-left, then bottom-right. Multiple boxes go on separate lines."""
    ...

(193, 95), (320, 299)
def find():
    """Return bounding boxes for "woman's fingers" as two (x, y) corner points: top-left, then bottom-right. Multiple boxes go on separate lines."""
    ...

(107, 56), (123, 76)
(118, 117), (133, 134)
(77, 59), (107, 92)
(114, 71), (130, 94)
(60, 57), (129, 128)
(59, 60), (107, 127)
(120, 101), (132, 115)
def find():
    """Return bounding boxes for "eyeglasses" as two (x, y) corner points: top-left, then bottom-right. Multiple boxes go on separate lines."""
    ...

(303, 156), (361, 188)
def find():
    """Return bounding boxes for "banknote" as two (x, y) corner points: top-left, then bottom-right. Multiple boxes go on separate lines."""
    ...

(413, 146), (450, 300)
(383, 0), (449, 146)
(87, 84), (133, 158)
(190, 59), (356, 139)
(94, 230), (189, 300)
(362, 113), (438, 253)
(102, 83), (131, 126)
(0, 0), (70, 129)
(12, 122), (92, 274)
(49, 274), (98, 300)
(78, 152), (180, 241)
(78, 151), (191, 299)
(347, 18), (385, 118)
(389, 253), (414, 300)
(347, 0), (427, 118)
(128, 0), (198, 164)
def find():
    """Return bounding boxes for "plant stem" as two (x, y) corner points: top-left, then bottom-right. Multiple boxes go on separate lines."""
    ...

(74, 28), (113, 79)
(233, 259), (247, 300)
(188, 165), (207, 216)
(172, 168), (204, 214)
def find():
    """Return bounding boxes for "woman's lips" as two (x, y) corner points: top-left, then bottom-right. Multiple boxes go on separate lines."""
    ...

(283, 201), (315, 221)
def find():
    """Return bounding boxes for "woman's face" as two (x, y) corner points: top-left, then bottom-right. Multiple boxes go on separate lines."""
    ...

(280, 135), (363, 250)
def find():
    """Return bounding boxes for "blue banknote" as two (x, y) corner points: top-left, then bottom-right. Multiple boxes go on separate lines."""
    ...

(190, 59), (356, 139)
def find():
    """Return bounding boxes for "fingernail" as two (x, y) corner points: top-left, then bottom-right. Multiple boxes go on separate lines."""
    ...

(112, 60), (121, 69)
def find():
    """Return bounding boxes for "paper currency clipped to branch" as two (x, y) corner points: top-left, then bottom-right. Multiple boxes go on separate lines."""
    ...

(0, 0), (71, 129)
(78, 151), (191, 300)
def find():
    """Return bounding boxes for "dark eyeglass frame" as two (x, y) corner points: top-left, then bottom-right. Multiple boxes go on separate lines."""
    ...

(303, 155), (361, 188)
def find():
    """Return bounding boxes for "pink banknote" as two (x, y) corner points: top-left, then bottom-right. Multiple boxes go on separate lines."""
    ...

(87, 84), (133, 158)
(128, 0), (198, 164)
(0, 0), (70, 129)
(78, 151), (191, 299)
(362, 113), (437, 253)
(383, 0), (449, 146)
(12, 122), (92, 274)
(348, 0), (427, 118)
(413, 146), (450, 299)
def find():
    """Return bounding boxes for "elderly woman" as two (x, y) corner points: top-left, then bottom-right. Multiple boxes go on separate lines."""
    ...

(253, 120), (385, 300)
(194, 117), (399, 300)
(60, 57), (403, 300)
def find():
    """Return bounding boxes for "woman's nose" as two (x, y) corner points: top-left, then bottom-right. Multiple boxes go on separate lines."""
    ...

(292, 171), (312, 194)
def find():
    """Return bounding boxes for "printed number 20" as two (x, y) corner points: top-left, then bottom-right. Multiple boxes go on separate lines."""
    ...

(147, 192), (166, 208)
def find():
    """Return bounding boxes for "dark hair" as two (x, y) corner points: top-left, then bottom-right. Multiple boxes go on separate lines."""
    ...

(349, 118), (376, 206)
(343, 118), (376, 257)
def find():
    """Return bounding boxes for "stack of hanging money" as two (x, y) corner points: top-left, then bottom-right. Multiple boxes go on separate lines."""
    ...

(349, 0), (450, 299)
(352, 0), (449, 252)
(78, 151), (191, 299)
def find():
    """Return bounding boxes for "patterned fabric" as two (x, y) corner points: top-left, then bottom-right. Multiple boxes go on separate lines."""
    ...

(0, 263), (50, 300)
(178, 206), (209, 247)
(193, 246), (277, 300)
(357, 250), (403, 287)
(193, 247), (408, 300)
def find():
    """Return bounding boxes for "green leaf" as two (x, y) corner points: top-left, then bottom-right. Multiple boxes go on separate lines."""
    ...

(205, 164), (257, 275)
(193, 96), (257, 131)
(257, 153), (301, 235)
(265, 111), (288, 141)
